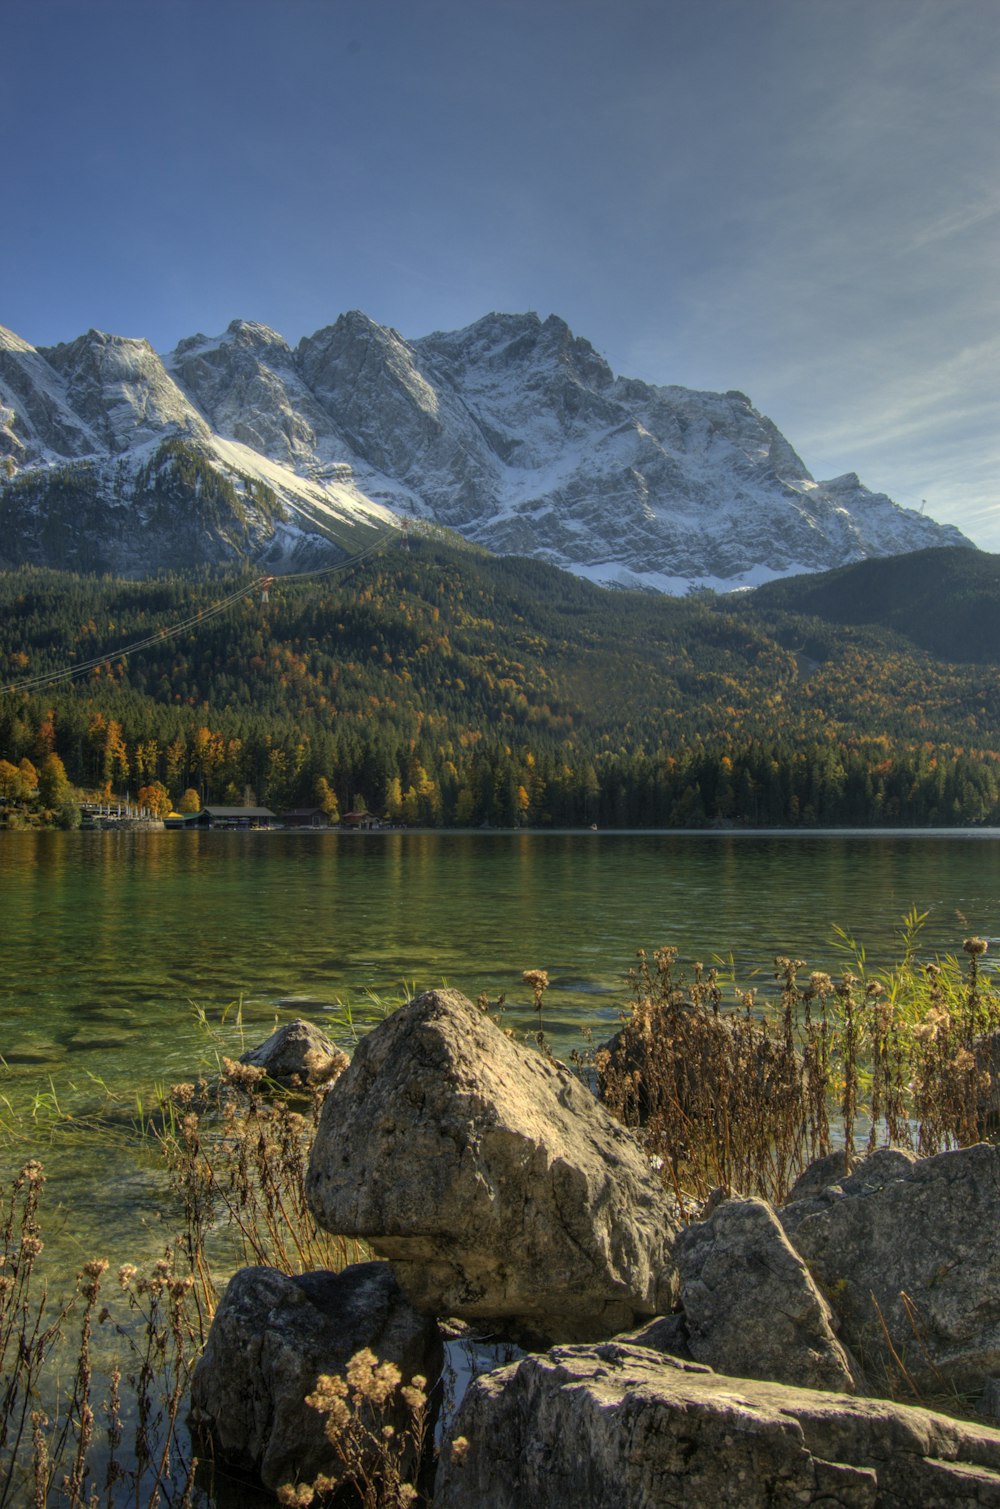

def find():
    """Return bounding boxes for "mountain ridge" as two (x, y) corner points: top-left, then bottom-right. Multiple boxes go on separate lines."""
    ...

(744, 545), (1000, 664)
(0, 311), (970, 589)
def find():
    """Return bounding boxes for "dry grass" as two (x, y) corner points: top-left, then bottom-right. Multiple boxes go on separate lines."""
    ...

(0, 1163), (200, 1508)
(157, 1059), (366, 1319)
(276, 1350), (432, 1508)
(596, 920), (1000, 1213)
(0, 1056), (366, 1507)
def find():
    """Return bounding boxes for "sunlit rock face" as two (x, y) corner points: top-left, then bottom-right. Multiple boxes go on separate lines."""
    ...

(305, 988), (681, 1345)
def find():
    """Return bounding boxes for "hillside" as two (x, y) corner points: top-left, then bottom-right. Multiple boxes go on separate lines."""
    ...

(1, 540), (999, 828)
(745, 547), (1000, 665)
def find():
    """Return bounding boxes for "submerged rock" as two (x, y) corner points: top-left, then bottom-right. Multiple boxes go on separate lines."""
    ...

(239, 1018), (348, 1088)
(434, 1341), (1000, 1508)
(305, 988), (680, 1344)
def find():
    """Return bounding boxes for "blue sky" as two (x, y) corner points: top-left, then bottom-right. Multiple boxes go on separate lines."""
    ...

(4, 0), (998, 547)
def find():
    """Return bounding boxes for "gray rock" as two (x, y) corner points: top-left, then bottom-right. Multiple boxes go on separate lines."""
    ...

(781, 1142), (1000, 1392)
(612, 1313), (694, 1360)
(434, 1341), (1000, 1509)
(982, 1377), (1000, 1425)
(781, 1146), (918, 1208)
(189, 1262), (441, 1493)
(305, 988), (681, 1344)
(675, 1195), (857, 1392)
(239, 1018), (348, 1088)
(782, 1148), (850, 1204)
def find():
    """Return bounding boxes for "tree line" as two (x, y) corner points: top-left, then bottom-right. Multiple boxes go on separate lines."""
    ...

(1, 544), (999, 829)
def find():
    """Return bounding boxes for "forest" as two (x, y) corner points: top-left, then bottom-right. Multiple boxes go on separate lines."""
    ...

(1, 539), (999, 829)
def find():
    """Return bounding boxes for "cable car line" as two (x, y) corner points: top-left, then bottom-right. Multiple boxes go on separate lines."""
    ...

(0, 520), (399, 698)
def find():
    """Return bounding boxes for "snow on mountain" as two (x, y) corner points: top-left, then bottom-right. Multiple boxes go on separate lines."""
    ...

(0, 321), (397, 574)
(38, 329), (211, 454)
(169, 320), (337, 472)
(0, 310), (971, 587)
(0, 324), (104, 464)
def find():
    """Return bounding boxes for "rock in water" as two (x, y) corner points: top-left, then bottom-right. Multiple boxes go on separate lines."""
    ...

(239, 1018), (348, 1087)
(674, 1195), (857, 1392)
(434, 1342), (1000, 1508)
(189, 1262), (441, 1493)
(305, 988), (680, 1343)
(781, 1143), (1000, 1393)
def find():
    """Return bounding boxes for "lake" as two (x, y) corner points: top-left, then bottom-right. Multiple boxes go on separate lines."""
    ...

(2, 826), (1000, 1272)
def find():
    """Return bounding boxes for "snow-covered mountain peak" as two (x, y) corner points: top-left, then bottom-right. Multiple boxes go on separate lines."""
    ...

(295, 313), (462, 496)
(416, 309), (614, 394)
(37, 329), (208, 454)
(0, 308), (973, 587)
(168, 318), (337, 473)
(298, 311), (434, 407)
(226, 318), (290, 347)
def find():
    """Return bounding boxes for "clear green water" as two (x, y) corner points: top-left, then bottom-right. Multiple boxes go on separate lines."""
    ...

(3, 827), (1000, 1276)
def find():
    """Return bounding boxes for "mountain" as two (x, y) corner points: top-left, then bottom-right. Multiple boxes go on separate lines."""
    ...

(0, 311), (970, 588)
(0, 325), (395, 574)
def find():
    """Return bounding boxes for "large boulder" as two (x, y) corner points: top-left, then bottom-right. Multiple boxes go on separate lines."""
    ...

(305, 988), (680, 1344)
(434, 1341), (1000, 1508)
(780, 1143), (1000, 1393)
(674, 1195), (857, 1393)
(189, 1262), (441, 1493)
(239, 1018), (348, 1088)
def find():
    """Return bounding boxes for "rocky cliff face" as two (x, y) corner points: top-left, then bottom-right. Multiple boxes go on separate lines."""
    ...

(0, 311), (970, 586)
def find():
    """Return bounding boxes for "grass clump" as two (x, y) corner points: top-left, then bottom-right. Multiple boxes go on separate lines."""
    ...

(0, 1051), (370, 1506)
(597, 915), (1000, 1213)
(157, 1058), (363, 1317)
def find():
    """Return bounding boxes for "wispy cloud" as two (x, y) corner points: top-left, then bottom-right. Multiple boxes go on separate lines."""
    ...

(910, 195), (1000, 248)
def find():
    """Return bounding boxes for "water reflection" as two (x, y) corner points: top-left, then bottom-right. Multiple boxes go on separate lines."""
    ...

(2, 827), (1000, 1097)
(2, 826), (1000, 1279)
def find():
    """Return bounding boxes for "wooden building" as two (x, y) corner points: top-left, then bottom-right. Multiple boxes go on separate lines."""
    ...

(197, 806), (277, 830)
(282, 807), (334, 829)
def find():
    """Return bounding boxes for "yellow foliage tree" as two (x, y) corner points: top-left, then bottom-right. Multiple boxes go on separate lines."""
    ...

(138, 781), (172, 818)
(39, 753), (71, 809)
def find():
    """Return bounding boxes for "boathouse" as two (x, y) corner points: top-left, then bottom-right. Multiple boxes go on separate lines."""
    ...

(197, 806), (277, 830)
(282, 807), (334, 829)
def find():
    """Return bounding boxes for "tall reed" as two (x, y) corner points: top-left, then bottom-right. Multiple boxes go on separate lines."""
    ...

(598, 922), (1000, 1210)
